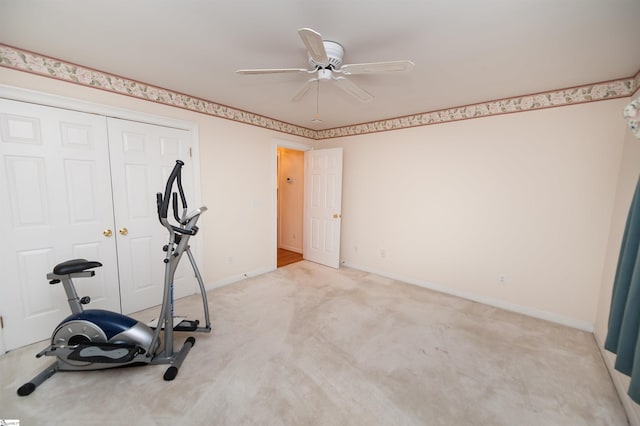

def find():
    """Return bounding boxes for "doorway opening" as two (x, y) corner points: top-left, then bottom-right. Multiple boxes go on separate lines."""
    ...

(277, 146), (305, 267)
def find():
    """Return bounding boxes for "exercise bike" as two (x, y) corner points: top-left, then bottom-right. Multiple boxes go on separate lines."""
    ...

(17, 160), (211, 396)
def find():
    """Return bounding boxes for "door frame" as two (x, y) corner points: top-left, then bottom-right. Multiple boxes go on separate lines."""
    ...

(271, 138), (312, 269)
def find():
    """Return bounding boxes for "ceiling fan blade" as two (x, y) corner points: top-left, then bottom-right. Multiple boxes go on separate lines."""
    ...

(292, 78), (318, 102)
(298, 28), (329, 66)
(333, 76), (374, 102)
(236, 68), (310, 75)
(340, 60), (415, 75)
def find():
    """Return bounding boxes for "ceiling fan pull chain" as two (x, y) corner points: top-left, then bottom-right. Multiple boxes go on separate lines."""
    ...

(313, 79), (322, 124)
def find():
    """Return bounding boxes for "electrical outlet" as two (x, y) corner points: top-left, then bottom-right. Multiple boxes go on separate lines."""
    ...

(498, 274), (507, 284)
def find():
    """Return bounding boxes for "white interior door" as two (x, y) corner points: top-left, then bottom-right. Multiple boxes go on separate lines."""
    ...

(303, 148), (343, 268)
(0, 99), (120, 350)
(107, 118), (197, 314)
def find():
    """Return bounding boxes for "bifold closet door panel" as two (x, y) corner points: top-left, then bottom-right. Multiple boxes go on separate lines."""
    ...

(0, 98), (121, 350)
(107, 118), (198, 314)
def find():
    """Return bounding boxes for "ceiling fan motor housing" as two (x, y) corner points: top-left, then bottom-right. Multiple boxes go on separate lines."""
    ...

(309, 40), (344, 69)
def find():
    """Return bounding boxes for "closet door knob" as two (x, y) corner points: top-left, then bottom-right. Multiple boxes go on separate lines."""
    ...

(103, 229), (113, 237)
(119, 228), (129, 236)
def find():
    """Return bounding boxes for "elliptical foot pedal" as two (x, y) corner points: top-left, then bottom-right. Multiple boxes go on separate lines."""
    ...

(174, 319), (199, 332)
(147, 316), (188, 330)
(67, 342), (141, 363)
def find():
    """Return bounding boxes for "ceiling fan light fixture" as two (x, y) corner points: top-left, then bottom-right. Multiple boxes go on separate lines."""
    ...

(318, 69), (332, 81)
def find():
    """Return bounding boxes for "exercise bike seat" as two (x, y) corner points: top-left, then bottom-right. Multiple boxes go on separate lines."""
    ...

(53, 259), (103, 275)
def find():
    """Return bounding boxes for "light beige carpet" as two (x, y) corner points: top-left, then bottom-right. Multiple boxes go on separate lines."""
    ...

(0, 261), (628, 425)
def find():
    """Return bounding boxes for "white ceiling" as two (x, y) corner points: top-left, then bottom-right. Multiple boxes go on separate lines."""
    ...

(1, 0), (639, 130)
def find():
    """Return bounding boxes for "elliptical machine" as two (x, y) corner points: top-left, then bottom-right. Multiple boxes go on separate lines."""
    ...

(17, 160), (211, 396)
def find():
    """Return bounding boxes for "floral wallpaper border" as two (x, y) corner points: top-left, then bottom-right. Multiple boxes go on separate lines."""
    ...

(318, 75), (638, 139)
(1, 44), (637, 141)
(0, 44), (316, 139)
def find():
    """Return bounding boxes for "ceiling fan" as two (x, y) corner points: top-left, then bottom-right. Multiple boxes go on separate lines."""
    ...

(236, 28), (415, 105)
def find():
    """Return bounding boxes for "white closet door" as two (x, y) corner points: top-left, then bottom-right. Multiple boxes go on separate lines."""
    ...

(107, 118), (197, 314)
(0, 99), (120, 350)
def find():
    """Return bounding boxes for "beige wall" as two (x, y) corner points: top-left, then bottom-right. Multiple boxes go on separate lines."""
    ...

(594, 89), (640, 424)
(314, 100), (628, 329)
(277, 147), (304, 253)
(0, 66), (631, 329)
(0, 67), (312, 287)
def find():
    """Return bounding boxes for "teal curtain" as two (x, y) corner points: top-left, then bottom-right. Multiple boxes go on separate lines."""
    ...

(605, 175), (640, 403)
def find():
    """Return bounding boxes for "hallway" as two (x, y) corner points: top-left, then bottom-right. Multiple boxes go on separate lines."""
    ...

(277, 248), (303, 267)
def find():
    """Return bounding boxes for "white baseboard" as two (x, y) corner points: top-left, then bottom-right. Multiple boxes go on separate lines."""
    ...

(205, 265), (276, 291)
(594, 331), (639, 426)
(342, 261), (594, 332)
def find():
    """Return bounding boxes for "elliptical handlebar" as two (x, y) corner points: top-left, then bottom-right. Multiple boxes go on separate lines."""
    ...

(158, 160), (186, 220)
(157, 160), (198, 236)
